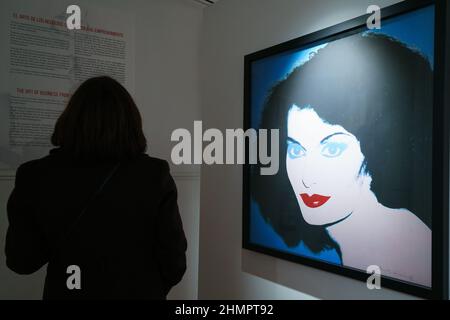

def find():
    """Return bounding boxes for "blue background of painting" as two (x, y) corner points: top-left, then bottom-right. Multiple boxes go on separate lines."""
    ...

(249, 5), (435, 265)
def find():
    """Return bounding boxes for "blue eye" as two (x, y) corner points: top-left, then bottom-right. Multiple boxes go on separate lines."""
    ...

(321, 142), (347, 158)
(287, 141), (306, 159)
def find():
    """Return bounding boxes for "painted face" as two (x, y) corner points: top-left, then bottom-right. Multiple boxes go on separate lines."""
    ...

(286, 105), (369, 226)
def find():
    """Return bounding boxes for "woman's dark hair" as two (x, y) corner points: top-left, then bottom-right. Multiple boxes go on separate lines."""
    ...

(51, 76), (147, 162)
(252, 33), (433, 255)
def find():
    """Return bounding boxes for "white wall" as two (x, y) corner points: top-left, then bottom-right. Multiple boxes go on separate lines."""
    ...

(197, 0), (428, 300)
(0, 0), (203, 300)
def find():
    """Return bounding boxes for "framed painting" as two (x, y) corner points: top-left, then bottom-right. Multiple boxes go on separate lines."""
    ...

(243, 0), (448, 299)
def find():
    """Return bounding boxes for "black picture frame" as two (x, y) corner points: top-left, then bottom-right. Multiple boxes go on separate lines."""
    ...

(243, 0), (448, 300)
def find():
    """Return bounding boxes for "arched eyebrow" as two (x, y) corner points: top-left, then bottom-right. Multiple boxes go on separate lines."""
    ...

(287, 137), (306, 151)
(320, 132), (351, 144)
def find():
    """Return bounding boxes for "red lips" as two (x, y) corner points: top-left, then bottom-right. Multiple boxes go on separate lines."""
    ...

(300, 193), (331, 208)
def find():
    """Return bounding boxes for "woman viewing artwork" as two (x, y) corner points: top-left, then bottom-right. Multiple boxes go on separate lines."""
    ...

(250, 26), (434, 288)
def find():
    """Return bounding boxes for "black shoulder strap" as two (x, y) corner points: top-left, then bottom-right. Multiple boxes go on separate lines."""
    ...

(52, 162), (121, 260)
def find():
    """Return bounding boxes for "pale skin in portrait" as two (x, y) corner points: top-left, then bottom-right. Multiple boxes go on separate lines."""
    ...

(286, 105), (431, 287)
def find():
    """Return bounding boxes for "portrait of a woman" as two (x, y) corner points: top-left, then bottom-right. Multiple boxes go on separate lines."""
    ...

(252, 32), (433, 287)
